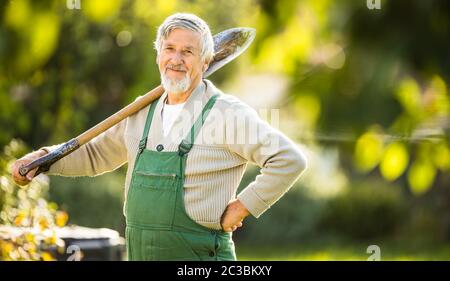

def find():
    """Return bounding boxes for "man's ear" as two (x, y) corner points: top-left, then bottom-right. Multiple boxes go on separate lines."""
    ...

(202, 61), (209, 73)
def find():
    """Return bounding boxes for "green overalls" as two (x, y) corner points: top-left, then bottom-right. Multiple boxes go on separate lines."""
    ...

(125, 94), (236, 261)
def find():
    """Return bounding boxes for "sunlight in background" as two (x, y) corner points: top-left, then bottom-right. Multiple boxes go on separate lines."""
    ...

(310, 43), (346, 70)
(354, 130), (384, 172)
(133, 0), (177, 24)
(426, 75), (449, 115)
(1, 0), (449, 261)
(4, 0), (30, 30)
(116, 30), (132, 47)
(224, 74), (287, 109)
(293, 93), (321, 130)
(4, 0), (60, 75)
(396, 78), (423, 119)
(29, 14), (60, 69)
(255, 11), (314, 74)
(380, 142), (409, 181)
(408, 158), (437, 195)
(300, 146), (348, 199)
(433, 142), (450, 170)
(82, 0), (123, 23)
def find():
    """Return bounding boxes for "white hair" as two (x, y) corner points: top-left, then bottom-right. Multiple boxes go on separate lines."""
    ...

(154, 13), (214, 63)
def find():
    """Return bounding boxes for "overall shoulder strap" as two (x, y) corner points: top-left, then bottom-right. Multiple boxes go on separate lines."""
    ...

(138, 97), (160, 154)
(178, 95), (218, 156)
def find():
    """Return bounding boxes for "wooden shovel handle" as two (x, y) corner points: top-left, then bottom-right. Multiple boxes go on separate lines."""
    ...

(77, 85), (164, 145)
(19, 85), (164, 177)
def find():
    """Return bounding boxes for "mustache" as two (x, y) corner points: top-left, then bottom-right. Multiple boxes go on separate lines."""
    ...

(165, 64), (187, 72)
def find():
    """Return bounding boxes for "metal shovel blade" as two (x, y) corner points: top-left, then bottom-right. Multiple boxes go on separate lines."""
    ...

(204, 27), (256, 78)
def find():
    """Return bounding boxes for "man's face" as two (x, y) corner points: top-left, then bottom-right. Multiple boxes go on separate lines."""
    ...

(157, 28), (208, 94)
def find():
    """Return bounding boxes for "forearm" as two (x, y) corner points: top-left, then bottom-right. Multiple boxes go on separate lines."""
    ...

(237, 137), (307, 218)
(42, 119), (128, 177)
(227, 103), (307, 218)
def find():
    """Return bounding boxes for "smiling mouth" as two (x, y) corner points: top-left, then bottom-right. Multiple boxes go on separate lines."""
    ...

(166, 67), (186, 73)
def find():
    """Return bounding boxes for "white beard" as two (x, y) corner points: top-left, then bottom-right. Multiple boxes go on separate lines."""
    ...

(161, 72), (190, 94)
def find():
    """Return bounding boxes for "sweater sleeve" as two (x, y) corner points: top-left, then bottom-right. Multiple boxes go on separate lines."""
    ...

(226, 101), (307, 218)
(41, 119), (128, 177)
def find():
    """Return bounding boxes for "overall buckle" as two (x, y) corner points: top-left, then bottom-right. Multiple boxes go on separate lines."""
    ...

(138, 138), (147, 154)
(178, 140), (193, 156)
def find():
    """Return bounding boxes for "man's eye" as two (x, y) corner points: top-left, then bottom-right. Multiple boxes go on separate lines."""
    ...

(184, 50), (193, 54)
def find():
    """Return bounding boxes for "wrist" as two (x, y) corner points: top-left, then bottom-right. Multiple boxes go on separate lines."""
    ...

(236, 199), (251, 218)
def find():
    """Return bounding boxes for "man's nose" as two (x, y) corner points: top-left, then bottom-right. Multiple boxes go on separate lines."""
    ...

(169, 51), (184, 64)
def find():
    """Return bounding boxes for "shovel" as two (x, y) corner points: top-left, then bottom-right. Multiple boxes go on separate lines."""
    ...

(19, 27), (256, 177)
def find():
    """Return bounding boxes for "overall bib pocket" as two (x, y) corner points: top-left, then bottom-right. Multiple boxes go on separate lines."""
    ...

(126, 171), (178, 229)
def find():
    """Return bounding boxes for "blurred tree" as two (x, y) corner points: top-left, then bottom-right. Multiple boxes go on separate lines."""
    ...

(1, 0), (450, 252)
(0, 139), (68, 260)
(0, 0), (253, 149)
(0, 0), (255, 237)
(248, 0), (449, 195)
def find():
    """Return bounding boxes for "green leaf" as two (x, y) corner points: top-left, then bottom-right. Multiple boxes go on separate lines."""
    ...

(380, 142), (409, 181)
(408, 160), (436, 196)
(354, 132), (383, 172)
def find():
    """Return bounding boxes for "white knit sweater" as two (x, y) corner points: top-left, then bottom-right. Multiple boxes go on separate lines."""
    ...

(44, 79), (307, 230)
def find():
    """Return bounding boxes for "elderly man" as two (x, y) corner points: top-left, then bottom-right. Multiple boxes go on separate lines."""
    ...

(12, 13), (306, 261)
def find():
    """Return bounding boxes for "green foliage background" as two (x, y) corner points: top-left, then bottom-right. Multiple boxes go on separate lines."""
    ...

(1, 0), (449, 260)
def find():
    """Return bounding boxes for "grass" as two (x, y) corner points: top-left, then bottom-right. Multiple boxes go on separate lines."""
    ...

(236, 240), (450, 261)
